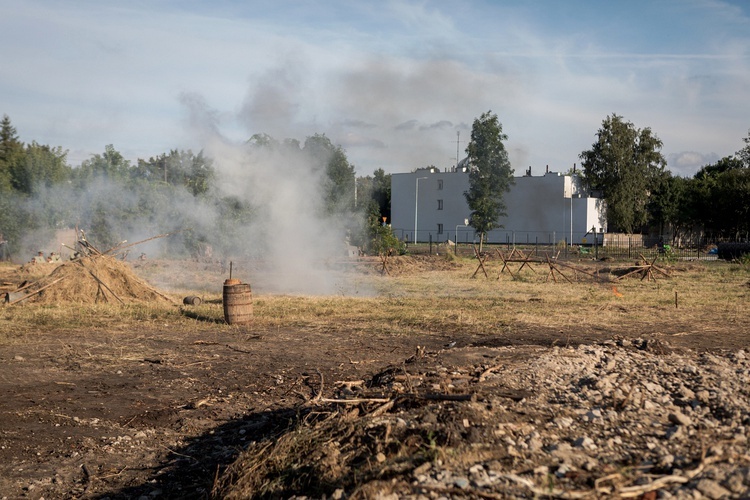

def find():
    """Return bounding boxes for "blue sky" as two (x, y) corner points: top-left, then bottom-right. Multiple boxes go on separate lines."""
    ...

(1, 0), (749, 177)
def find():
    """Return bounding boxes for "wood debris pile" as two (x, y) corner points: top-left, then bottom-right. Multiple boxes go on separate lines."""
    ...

(4, 255), (174, 305)
(3, 233), (176, 306)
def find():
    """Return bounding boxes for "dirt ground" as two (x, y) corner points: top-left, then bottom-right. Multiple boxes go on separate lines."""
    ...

(1, 256), (749, 499)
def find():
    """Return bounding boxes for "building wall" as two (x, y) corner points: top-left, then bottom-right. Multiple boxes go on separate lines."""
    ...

(390, 167), (606, 245)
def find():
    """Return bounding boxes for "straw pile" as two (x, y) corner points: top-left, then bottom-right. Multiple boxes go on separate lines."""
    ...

(8, 255), (174, 305)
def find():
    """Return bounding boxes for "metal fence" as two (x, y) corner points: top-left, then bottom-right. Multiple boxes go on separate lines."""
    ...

(405, 234), (745, 262)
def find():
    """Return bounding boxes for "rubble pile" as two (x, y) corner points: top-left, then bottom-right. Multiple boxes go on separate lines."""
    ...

(217, 339), (750, 498)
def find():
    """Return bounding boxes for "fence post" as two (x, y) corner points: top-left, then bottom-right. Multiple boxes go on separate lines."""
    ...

(628, 236), (632, 260)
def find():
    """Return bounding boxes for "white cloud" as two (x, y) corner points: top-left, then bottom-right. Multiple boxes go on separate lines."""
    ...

(0, 0), (748, 178)
(667, 151), (721, 177)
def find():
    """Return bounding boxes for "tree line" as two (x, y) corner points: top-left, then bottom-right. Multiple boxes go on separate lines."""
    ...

(462, 111), (750, 247)
(3, 109), (746, 262)
(0, 115), (393, 260)
(579, 113), (750, 241)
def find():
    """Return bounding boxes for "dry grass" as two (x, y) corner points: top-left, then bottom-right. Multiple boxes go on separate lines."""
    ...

(1, 256), (748, 343)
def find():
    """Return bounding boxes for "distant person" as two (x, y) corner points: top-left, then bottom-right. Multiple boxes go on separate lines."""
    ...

(31, 251), (45, 264)
(49, 252), (61, 263)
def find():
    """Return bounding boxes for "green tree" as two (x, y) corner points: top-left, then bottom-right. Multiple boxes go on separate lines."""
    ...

(133, 149), (214, 196)
(303, 134), (355, 214)
(75, 144), (131, 184)
(647, 172), (687, 237)
(689, 156), (750, 238)
(579, 114), (667, 234)
(464, 111), (514, 250)
(695, 155), (744, 180)
(247, 133), (279, 149)
(11, 142), (71, 194)
(371, 168), (391, 222)
(737, 129), (750, 168)
(0, 115), (24, 193)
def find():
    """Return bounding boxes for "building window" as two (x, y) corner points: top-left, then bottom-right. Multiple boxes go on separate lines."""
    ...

(437, 223), (443, 235)
(437, 199), (443, 210)
(437, 179), (443, 190)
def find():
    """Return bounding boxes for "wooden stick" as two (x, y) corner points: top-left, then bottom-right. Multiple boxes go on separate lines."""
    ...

(316, 397), (392, 404)
(8, 278), (64, 305)
(553, 259), (610, 280)
(545, 255), (572, 283)
(496, 249), (518, 280)
(87, 270), (124, 305)
(501, 473), (591, 499)
(478, 363), (504, 382)
(366, 400), (395, 417)
(12, 280), (41, 293)
(420, 393), (475, 402)
(471, 245), (488, 278)
(104, 231), (182, 255)
(95, 283), (109, 304)
(312, 369), (324, 402)
(380, 249), (391, 276)
(75, 259), (119, 301)
(616, 266), (650, 280)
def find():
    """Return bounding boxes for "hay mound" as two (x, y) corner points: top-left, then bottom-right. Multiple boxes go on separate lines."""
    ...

(10, 255), (174, 305)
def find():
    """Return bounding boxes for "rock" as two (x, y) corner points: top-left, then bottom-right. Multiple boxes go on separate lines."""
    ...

(573, 436), (596, 450)
(668, 411), (692, 426)
(533, 465), (549, 475)
(666, 425), (684, 440)
(554, 416), (574, 428)
(453, 477), (470, 489)
(584, 409), (603, 422)
(643, 381), (663, 393)
(413, 462), (432, 476)
(696, 479), (731, 499)
(555, 463), (572, 478)
(695, 389), (711, 404)
(724, 467), (750, 494)
(678, 385), (696, 400)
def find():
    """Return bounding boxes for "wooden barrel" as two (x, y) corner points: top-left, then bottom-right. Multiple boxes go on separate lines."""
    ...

(223, 281), (253, 325)
(183, 296), (202, 306)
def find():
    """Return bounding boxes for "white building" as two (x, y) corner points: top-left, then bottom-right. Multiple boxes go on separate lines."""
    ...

(390, 166), (606, 245)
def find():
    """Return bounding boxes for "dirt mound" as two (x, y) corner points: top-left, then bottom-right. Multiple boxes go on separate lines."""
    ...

(5, 255), (174, 305)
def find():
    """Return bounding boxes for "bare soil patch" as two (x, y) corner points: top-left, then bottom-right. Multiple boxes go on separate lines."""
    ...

(0, 255), (748, 499)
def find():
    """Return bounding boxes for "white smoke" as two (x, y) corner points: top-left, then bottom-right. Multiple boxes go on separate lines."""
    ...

(180, 92), (366, 296)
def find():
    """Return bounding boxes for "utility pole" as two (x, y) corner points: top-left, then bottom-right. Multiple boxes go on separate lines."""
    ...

(456, 131), (460, 167)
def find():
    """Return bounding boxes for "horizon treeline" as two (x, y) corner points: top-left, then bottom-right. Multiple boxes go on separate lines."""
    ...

(0, 115), (392, 261)
(1, 112), (748, 262)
